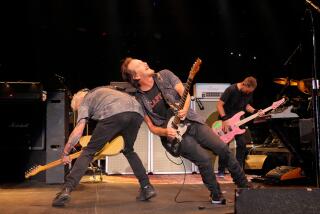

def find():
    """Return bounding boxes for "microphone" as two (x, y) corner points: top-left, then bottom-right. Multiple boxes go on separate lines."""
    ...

(195, 98), (204, 110)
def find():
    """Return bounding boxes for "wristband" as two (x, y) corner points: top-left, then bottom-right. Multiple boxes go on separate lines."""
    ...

(221, 115), (228, 121)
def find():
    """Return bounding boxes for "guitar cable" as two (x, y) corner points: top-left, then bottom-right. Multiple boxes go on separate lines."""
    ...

(164, 151), (209, 205)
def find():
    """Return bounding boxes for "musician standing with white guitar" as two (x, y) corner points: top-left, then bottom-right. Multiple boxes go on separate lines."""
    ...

(121, 57), (250, 205)
(52, 87), (156, 207)
(216, 76), (264, 177)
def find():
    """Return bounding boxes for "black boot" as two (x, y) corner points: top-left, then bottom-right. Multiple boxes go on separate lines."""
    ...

(52, 187), (71, 207)
(136, 184), (157, 201)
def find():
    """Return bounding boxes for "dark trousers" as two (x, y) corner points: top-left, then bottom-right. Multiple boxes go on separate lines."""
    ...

(218, 131), (249, 172)
(170, 121), (248, 197)
(64, 112), (150, 190)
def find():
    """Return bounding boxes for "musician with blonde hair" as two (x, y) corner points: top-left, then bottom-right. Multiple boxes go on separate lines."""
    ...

(52, 86), (156, 207)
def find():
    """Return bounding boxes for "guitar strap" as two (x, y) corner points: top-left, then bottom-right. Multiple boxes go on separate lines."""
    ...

(153, 72), (178, 112)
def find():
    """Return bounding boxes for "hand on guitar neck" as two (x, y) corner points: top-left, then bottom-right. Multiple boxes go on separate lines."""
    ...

(61, 155), (72, 165)
(221, 109), (264, 133)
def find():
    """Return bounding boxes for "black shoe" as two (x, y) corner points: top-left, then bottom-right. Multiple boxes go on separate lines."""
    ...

(52, 187), (71, 207)
(210, 193), (226, 205)
(136, 184), (157, 201)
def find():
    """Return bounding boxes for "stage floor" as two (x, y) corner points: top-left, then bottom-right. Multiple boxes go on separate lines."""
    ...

(0, 174), (312, 214)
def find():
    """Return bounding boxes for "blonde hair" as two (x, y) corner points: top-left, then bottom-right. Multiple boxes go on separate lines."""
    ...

(71, 90), (89, 111)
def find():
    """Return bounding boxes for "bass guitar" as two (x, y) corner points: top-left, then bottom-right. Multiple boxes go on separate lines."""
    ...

(212, 98), (285, 143)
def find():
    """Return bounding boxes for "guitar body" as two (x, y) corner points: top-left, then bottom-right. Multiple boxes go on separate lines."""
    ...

(167, 116), (188, 142)
(163, 116), (188, 157)
(79, 135), (124, 158)
(212, 111), (246, 143)
(212, 98), (286, 144)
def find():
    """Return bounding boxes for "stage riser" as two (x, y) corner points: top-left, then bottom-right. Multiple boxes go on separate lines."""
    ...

(235, 188), (320, 214)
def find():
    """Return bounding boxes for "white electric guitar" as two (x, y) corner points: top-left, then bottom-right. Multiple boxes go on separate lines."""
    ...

(163, 58), (202, 156)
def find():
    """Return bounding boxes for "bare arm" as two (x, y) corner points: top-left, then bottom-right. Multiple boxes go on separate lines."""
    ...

(245, 104), (256, 114)
(63, 120), (86, 155)
(216, 99), (226, 118)
(144, 115), (176, 139)
(216, 99), (231, 132)
(246, 104), (264, 116)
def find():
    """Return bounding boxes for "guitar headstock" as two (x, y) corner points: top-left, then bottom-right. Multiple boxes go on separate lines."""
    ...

(25, 165), (43, 179)
(188, 58), (202, 79)
(271, 98), (286, 110)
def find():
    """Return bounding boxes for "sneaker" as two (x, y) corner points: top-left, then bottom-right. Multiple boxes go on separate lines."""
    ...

(210, 193), (226, 205)
(52, 187), (71, 207)
(216, 171), (225, 178)
(136, 184), (157, 201)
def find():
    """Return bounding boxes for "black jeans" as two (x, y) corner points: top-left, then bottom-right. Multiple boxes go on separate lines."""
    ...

(64, 112), (150, 190)
(218, 131), (250, 173)
(173, 121), (248, 197)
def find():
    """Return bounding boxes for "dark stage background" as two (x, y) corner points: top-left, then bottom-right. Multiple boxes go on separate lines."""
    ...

(0, 0), (316, 107)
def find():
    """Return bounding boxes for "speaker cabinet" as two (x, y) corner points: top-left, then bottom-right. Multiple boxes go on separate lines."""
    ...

(0, 100), (45, 182)
(235, 188), (320, 214)
(105, 122), (149, 174)
(192, 99), (222, 172)
(0, 100), (45, 151)
(193, 99), (219, 126)
(45, 91), (69, 183)
(150, 134), (193, 174)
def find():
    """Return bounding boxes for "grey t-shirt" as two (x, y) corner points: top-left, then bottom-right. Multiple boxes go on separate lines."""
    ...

(77, 86), (143, 123)
(136, 69), (205, 126)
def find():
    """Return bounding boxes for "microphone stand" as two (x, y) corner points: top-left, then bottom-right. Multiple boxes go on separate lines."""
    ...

(305, 0), (320, 187)
(283, 44), (302, 67)
(54, 73), (72, 99)
(276, 44), (301, 100)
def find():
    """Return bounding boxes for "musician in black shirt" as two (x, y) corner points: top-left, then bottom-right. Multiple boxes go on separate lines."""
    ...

(216, 76), (263, 176)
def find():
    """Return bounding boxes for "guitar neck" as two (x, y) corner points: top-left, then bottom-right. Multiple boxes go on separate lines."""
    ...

(236, 106), (273, 127)
(178, 78), (192, 110)
(39, 151), (82, 173)
(173, 78), (193, 124)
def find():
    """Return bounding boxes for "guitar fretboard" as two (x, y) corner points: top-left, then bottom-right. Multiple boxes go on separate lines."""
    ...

(41, 152), (82, 172)
(236, 106), (273, 127)
(173, 78), (193, 125)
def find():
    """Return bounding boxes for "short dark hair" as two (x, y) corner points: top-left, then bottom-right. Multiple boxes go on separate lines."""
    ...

(120, 57), (140, 88)
(242, 76), (257, 89)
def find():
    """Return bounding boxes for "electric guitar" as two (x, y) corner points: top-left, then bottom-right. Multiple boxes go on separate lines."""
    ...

(25, 135), (124, 179)
(212, 98), (286, 144)
(163, 58), (202, 157)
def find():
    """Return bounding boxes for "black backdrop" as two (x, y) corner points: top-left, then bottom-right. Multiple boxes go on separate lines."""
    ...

(0, 0), (314, 108)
